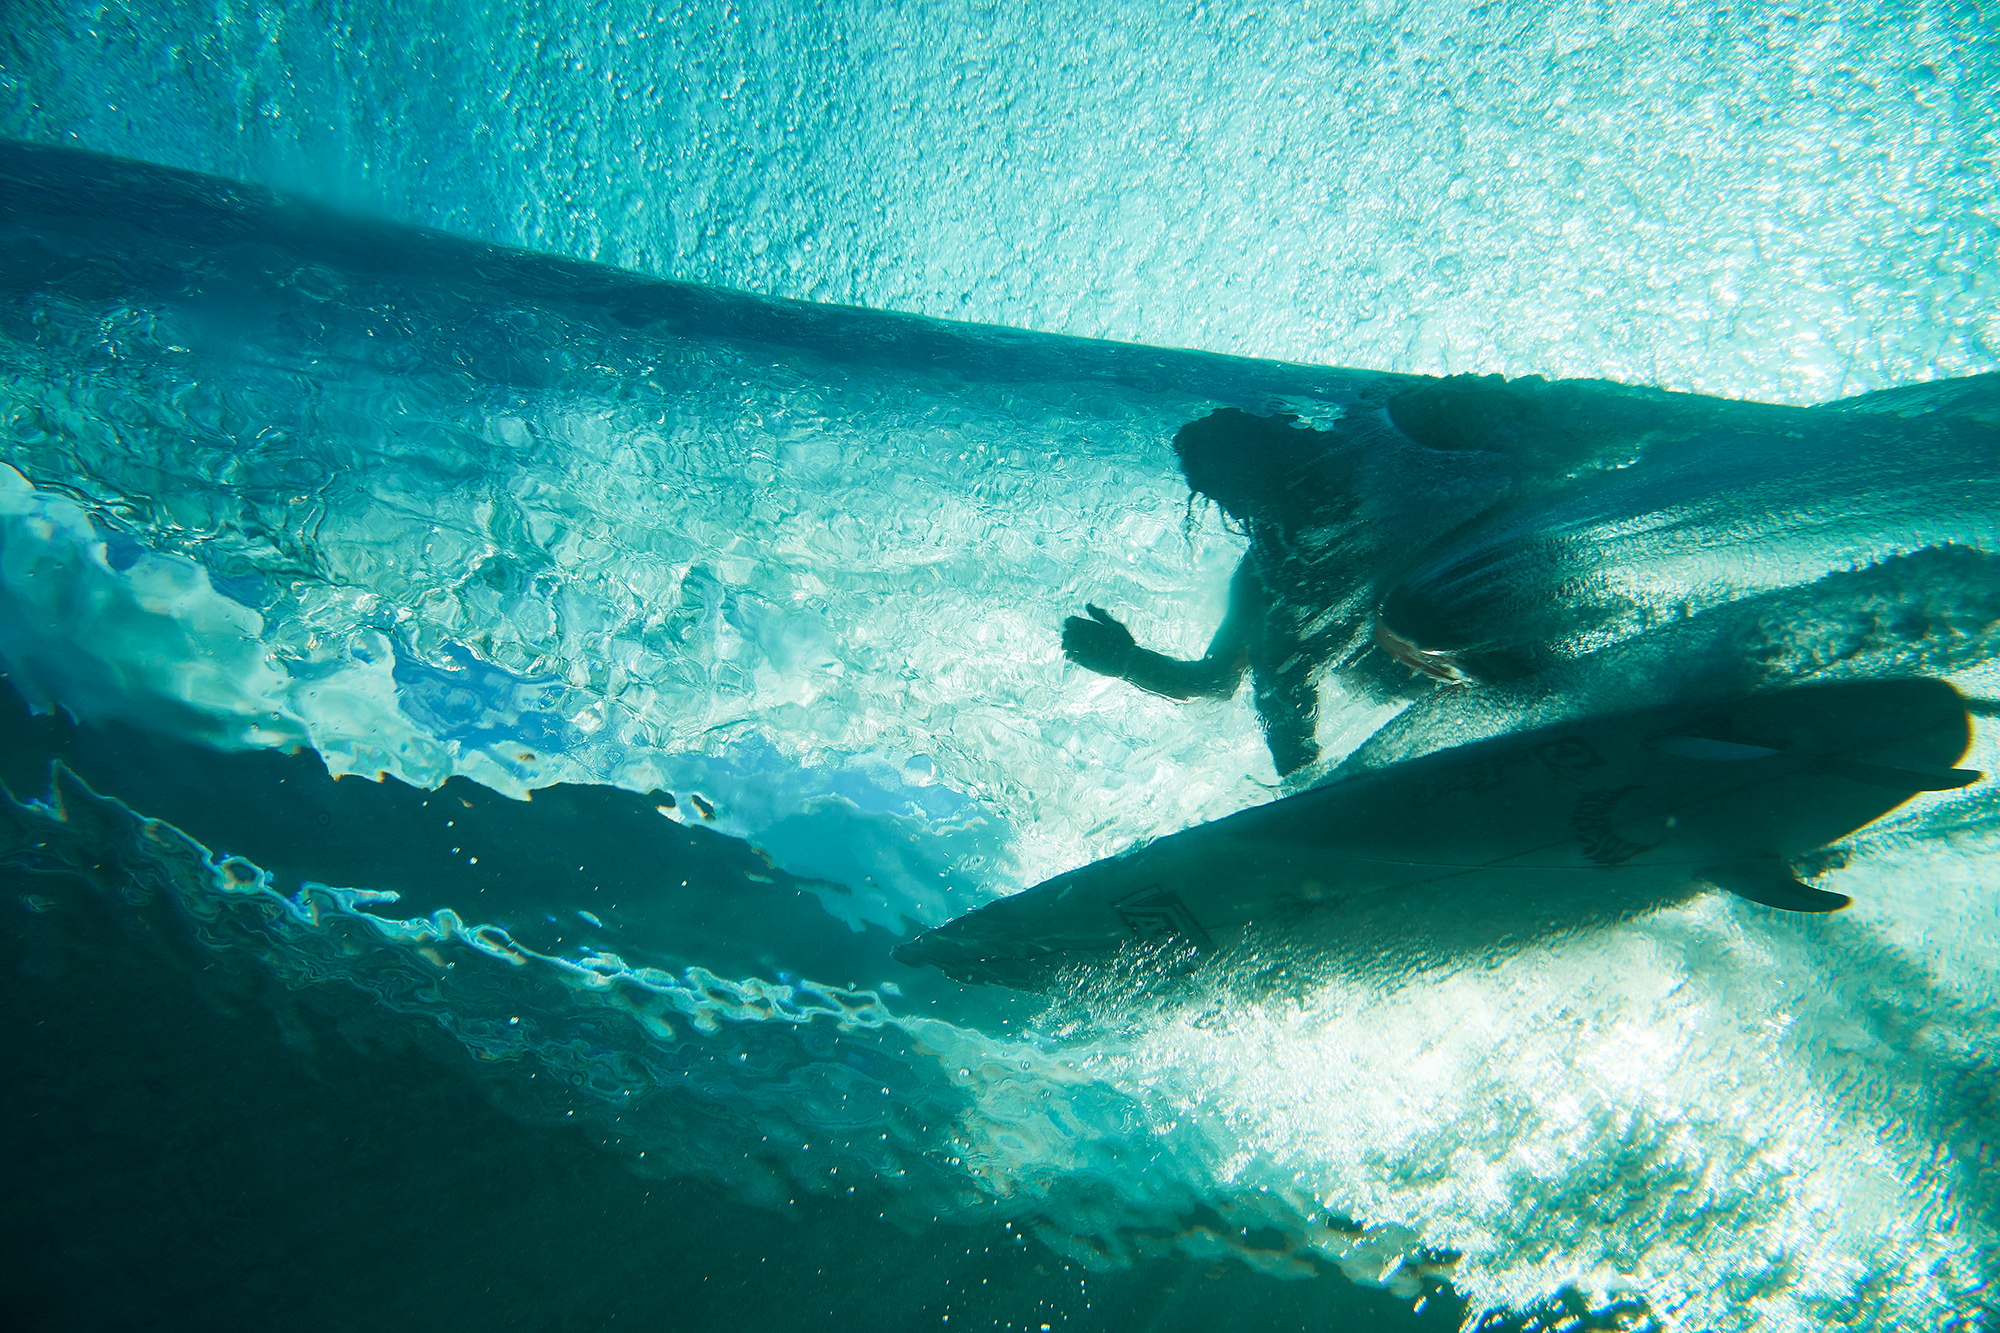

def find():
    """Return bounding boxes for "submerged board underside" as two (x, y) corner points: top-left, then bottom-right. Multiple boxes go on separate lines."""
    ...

(900, 678), (1983, 988)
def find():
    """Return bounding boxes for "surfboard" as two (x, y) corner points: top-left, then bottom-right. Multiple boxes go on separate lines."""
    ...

(894, 678), (1980, 989)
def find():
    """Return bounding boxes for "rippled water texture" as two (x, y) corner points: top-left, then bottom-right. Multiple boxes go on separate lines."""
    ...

(3, 0), (1995, 397)
(2, 4), (1998, 1330)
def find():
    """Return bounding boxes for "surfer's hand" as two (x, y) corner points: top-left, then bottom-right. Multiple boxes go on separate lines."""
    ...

(1062, 604), (1137, 676)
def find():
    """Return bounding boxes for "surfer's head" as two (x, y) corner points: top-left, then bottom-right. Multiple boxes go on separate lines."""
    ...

(1172, 409), (1349, 525)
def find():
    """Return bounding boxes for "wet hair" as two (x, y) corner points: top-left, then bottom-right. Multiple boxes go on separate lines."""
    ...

(1179, 490), (1244, 544)
(1171, 408), (1353, 527)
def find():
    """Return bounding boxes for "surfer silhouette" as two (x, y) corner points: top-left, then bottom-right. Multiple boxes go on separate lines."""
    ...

(1061, 408), (1382, 776)
(1061, 378), (1652, 775)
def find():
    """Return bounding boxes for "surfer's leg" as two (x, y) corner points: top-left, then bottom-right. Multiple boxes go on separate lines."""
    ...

(1253, 659), (1320, 775)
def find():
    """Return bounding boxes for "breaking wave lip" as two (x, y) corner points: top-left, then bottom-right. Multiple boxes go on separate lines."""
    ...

(9, 0), (1993, 399)
(2, 142), (2000, 1329)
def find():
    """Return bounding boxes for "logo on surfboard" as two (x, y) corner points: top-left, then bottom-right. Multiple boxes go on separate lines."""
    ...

(1114, 886), (1215, 951)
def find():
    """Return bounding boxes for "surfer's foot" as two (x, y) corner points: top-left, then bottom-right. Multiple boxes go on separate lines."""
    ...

(1372, 617), (1477, 685)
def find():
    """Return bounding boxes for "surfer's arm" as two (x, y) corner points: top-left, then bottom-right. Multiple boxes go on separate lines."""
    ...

(1060, 560), (1260, 699)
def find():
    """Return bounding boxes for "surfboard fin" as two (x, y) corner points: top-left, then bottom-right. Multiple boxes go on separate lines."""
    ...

(1703, 860), (1851, 913)
(1648, 734), (1786, 761)
(1812, 758), (1983, 791)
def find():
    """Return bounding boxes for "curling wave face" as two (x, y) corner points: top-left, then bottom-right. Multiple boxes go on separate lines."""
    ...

(6, 0), (1995, 399)
(3, 144), (2000, 1329)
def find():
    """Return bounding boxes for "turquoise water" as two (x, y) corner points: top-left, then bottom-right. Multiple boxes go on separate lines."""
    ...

(2, 5), (1998, 1330)
(6, 0), (1993, 395)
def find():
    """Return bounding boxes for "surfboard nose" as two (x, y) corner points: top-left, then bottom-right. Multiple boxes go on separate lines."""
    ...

(890, 928), (1042, 989)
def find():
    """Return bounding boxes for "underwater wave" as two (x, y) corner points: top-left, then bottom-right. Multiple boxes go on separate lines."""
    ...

(2, 142), (2000, 1330)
